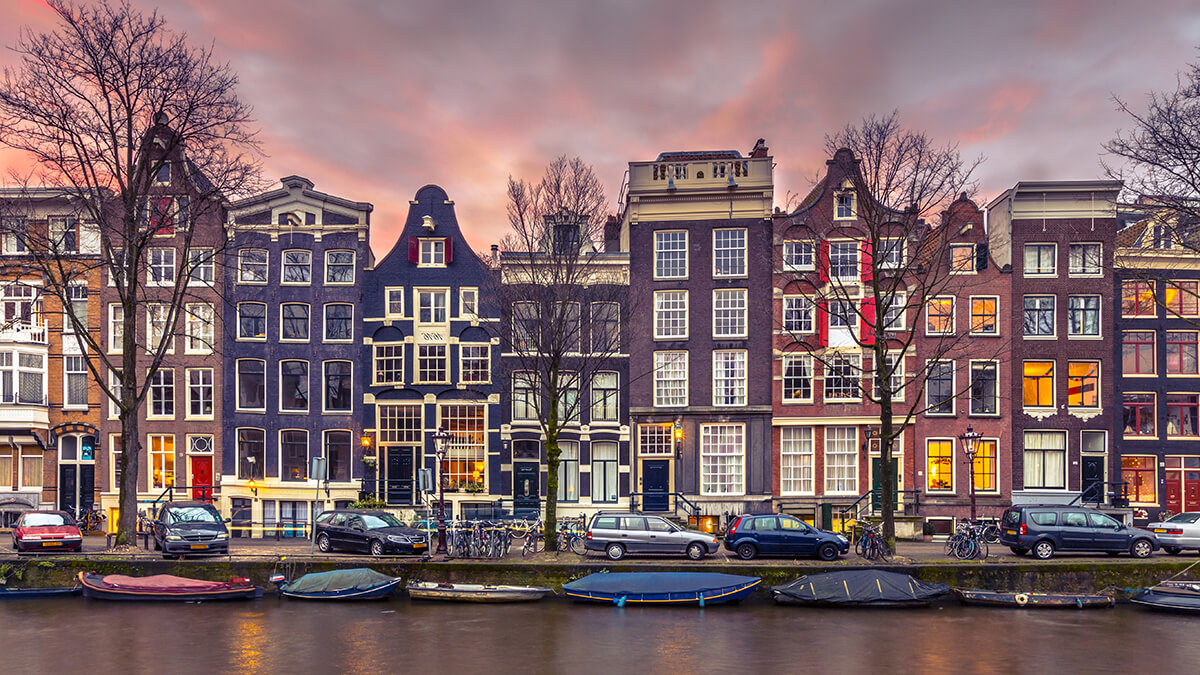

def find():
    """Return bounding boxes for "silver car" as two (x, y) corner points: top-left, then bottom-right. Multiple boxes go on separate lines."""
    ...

(1148, 512), (1200, 554)
(584, 513), (720, 561)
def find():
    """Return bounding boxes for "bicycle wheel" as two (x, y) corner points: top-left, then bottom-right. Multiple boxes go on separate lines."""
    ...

(879, 540), (894, 562)
(976, 538), (989, 560)
(569, 534), (587, 555)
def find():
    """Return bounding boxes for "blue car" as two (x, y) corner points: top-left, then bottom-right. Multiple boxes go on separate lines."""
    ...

(724, 514), (849, 561)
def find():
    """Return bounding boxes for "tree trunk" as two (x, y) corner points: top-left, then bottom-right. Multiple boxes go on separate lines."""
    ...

(544, 432), (560, 553)
(116, 412), (140, 546)
(876, 334), (897, 548)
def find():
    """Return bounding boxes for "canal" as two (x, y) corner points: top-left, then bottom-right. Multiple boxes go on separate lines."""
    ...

(2, 598), (1193, 673)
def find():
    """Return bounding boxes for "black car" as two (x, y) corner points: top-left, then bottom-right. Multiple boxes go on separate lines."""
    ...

(999, 504), (1158, 560)
(313, 509), (428, 556)
(723, 514), (850, 561)
(150, 501), (230, 558)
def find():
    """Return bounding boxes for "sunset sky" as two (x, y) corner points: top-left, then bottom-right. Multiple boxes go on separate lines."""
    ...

(2, 0), (1199, 257)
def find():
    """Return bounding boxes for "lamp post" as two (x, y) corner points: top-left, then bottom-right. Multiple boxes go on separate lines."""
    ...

(432, 426), (453, 555)
(958, 427), (983, 522)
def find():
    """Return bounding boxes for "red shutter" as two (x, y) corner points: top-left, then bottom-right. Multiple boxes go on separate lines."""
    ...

(816, 299), (829, 347)
(818, 241), (830, 282)
(445, 237), (454, 263)
(408, 237), (418, 263)
(861, 297), (876, 345)
(861, 241), (873, 283)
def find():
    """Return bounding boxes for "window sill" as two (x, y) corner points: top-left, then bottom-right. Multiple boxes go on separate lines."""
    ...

(184, 416), (215, 422)
(1067, 335), (1103, 340)
(322, 410), (353, 415)
(237, 281), (268, 286)
(780, 399), (815, 405)
(184, 350), (214, 356)
(280, 282), (312, 287)
(1068, 273), (1104, 279)
(1166, 435), (1200, 440)
(1123, 435), (1157, 440)
(323, 281), (356, 286)
(322, 339), (354, 344)
(280, 339), (310, 344)
(236, 408), (267, 414)
(1021, 335), (1058, 340)
(967, 412), (1001, 418)
(236, 337), (267, 342)
(278, 410), (309, 415)
(968, 332), (1000, 337)
(1023, 273), (1057, 279)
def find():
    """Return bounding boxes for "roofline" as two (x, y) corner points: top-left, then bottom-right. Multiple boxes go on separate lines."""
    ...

(987, 180), (1123, 209)
(229, 176), (374, 215)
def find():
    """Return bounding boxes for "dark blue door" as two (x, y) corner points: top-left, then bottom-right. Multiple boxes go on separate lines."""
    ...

(513, 462), (540, 516)
(643, 460), (670, 511)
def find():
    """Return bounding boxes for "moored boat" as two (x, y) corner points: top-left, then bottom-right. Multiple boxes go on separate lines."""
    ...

(562, 572), (761, 607)
(773, 570), (949, 607)
(78, 572), (262, 601)
(953, 588), (1114, 609)
(1130, 580), (1200, 613)
(0, 586), (81, 599)
(406, 581), (553, 603)
(271, 568), (402, 600)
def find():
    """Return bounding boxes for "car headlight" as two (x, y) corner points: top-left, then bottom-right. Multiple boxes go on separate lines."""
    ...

(837, 535), (849, 543)
(213, 533), (228, 540)
(166, 535), (182, 541)
(23, 535), (41, 541)
(387, 535), (411, 544)
(63, 534), (82, 540)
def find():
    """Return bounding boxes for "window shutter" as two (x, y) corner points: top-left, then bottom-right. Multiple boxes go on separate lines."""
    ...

(445, 237), (454, 263)
(818, 241), (830, 283)
(861, 297), (876, 345)
(975, 243), (989, 271)
(861, 241), (874, 283)
(408, 237), (418, 263)
(817, 299), (829, 347)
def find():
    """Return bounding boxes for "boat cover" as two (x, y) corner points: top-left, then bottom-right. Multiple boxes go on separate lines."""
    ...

(563, 572), (758, 596)
(96, 574), (245, 592)
(773, 570), (949, 604)
(285, 568), (397, 594)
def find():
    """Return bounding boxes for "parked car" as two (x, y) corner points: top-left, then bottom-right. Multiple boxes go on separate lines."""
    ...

(999, 504), (1158, 560)
(1146, 512), (1200, 555)
(149, 501), (230, 558)
(584, 512), (720, 561)
(723, 514), (849, 561)
(11, 510), (83, 553)
(313, 509), (428, 556)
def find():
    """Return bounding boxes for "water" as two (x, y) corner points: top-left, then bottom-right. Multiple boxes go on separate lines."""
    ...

(2, 597), (1193, 674)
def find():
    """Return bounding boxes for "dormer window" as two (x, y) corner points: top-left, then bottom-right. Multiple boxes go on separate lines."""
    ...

(835, 192), (855, 220)
(154, 163), (171, 185)
(420, 238), (445, 267)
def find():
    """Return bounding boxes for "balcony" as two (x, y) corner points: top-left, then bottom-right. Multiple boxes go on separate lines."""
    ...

(0, 320), (47, 345)
(0, 399), (49, 428)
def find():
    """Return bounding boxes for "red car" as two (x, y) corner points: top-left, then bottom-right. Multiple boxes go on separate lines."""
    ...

(12, 511), (83, 553)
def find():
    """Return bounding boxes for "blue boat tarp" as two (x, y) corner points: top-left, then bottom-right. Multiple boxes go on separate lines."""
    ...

(773, 570), (949, 606)
(563, 572), (761, 604)
(285, 568), (398, 595)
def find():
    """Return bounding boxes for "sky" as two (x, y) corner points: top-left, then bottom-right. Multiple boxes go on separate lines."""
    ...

(2, 0), (1200, 258)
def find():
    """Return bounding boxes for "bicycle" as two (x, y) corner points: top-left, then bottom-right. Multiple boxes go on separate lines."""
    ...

(944, 521), (989, 560)
(857, 521), (893, 562)
(75, 507), (106, 534)
(555, 517), (588, 555)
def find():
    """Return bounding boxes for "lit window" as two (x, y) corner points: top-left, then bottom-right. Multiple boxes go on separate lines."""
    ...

(973, 440), (998, 492)
(927, 439), (953, 492)
(1023, 361), (1054, 408)
(1167, 281), (1200, 317)
(1167, 394), (1199, 437)
(1067, 361), (1099, 408)
(149, 435), (174, 489)
(1122, 393), (1156, 437)
(970, 297), (998, 335)
(926, 297), (955, 335)
(1121, 456), (1157, 504)
(1122, 280), (1155, 317)
(1167, 331), (1199, 375)
(950, 245), (975, 273)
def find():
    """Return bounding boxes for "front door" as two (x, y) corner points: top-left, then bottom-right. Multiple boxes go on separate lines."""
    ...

(190, 456), (213, 501)
(1186, 471), (1200, 512)
(79, 465), (95, 512)
(1082, 456), (1105, 503)
(230, 498), (251, 538)
(513, 462), (540, 515)
(642, 460), (670, 512)
(871, 458), (898, 512)
(386, 448), (414, 505)
(59, 465), (77, 514)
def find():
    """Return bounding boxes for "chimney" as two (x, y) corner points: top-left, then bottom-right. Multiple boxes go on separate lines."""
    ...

(750, 138), (768, 158)
(605, 215), (620, 252)
(490, 244), (499, 268)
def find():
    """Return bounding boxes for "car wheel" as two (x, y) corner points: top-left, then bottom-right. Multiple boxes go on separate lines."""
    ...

(817, 543), (839, 562)
(1009, 547), (1028, 556)
(316, 533), (332, 553)
(736, 542), (757, 560)
(605, 542), (625, 561)
(1131, 538), (1154, 559)
(686, 542), (706, 561)
(1032, 540), (1054, 560)
(1164, 546), (1182, 556)
(370, 540), (385, 557)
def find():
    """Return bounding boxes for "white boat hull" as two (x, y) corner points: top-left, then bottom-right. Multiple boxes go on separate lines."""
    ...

(406, 582), (552, 603)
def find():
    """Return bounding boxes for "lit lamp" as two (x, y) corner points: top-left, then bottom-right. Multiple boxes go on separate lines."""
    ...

(432, 426), (453, 556)
(247, 456), (258, 497)
(959, 427), (983, 522)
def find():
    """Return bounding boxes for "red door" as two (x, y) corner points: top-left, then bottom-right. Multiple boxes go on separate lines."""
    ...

(1186, 471), (1200, 512)
(1166, 470), (1183, 513)
(191, 456), (213, 501)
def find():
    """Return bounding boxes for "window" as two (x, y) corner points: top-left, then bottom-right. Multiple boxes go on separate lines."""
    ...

(325, 431), (351, 482)
(824, 355), (860, 401)
(282, 250), (311, 284)
(281, 430), (308, 482)
(592, 442), (618, 503)
(0, 352), (44, 405)
(878, 239), (904, 270)
(459, 287), (478, 320)
(1067, 296), (1100, 337)
(1068, 243), (1102, 276)
(280, 360), (309, 412)
(973, 439), (998, 492)
(782, 355), (813, 402)
(654, 290), (688, 339)
(64, 356), (87, 408)
(926, 361), (955, 415)
(1122, 331), (1156, 375)
(146, 303), (171, 353)
(970, 362), (998, 415)
(713, 350), (747, 406)
(591, 302), (619, 352)
(591, 371), (618, 421)
(237, 428), (265, 480)
(1123, 393), (1156, 437)
(2, 217), (27, 254)
(107, 370), (120, 419)
(419, 239), (445, 266)
(187, 368), (213, 418)
(556, 372), (580, 424)
(638, 423), (674, 456)
(654, 230), (687, 279)
(149, 248), (175, 285)
(512, 302), (539, 351)
(154, 163), (171, 185)
(713, 228), (746, 277)
(149, 368), (174, 418)
(235, 302), (266, 340)
(825, 426), (858, 493)
(873, 352), (905, 402)
(108, 304), (123, 353)
(927, 439), (953, 491)
(417, 289), (448, 324)
(560, 302), (582, 353)
(281, 303), (310, 342)
(50, 216), (79, 252)
(1023, 430), (1066, 489)
(829, 300), (855, 329)
(829, 241), (858, 280)
(440, 404), (486, 490)
(783, 297), (814, 333)
(1067, 361), (1099, 408)
(1122, 456), (1157, 504)
(180, 303), (213, 354)
(323, 304), (353, 341)
(512, 372), (537, 420)
(557, 441), (579, 503)
(700, 424), (744, 495)
(653, 351), (687, 407)
(238, 248), (268, 283)
(109, 434), (122, 485)
(780, 427), (814, 495)
(188, 248), (214, 285)
(64, 285), (87, 335)
(713, 289), (747, 338)
(460, 344), (490, 384)
(883, 292), (906, 331)
(1167, 394), (1200, 437)
(1023, 361), (1054, 408)
(237, 360), (265, 411)
(966, 297), (997, 336)
(782, 241), (814, 271)
(324, 361), (353, 412)
(1167, 280), (1200, 317)
(835, 192), (855, 220)
(1022, 296), (1055, 337)
(1024, 243), (1056, 276)
(926, 297), (955, 335)
(950, 244), (976, 273)
(416, 345), (447, 383)
(374, 344), (404, 385)
(1081, 430), (1107, 454)
(1167, 331), (1199, 375)
(325, 250), (355, 284)
(386, 288), (404, 317)
(1122, 280), (1155, 317)
(149, 435), (174, 490)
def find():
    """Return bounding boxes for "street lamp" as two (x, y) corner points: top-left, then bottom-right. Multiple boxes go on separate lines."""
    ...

(432, 426), (453, 556)
(959, 427), (983, 522)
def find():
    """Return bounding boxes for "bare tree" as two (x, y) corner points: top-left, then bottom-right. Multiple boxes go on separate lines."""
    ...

(0, 0), (261, 545)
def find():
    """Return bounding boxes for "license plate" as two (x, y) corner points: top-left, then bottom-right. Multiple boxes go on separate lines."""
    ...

(413, 543), (427, 549)
(1005, 530), (1017, 536)
(42, 541), (62, 547)
(190, 544), (208, 550)
(1154, 528), (1167, 533)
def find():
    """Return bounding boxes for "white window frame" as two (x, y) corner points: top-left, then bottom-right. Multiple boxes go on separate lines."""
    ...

(415, 288), (449, 325)
(415, 345), (448, 384)
(281, 249), (312, 285)
(459, 343), (491, 384)
(236, 358), (266, 413)
(63, 355), (88, 409)
(782, 296), (815, 334)
(969, 295), (1000, 336)
(280, 302), (310, 343)
(653, 230), (688, 280)
(712, 228), (748, 278)
(781, 354), (813, 403)
(883, 292), (906, 332)
(873, 351), (905, 402)
(829, 240), (859, 281)
(459, 287), (478, 320)
(1068, 243), (1103, 277)
(780, 427), (815, 495)
(419, 238), (446, 267)
(712, 289), (748, 339)
(186, 367), (214, 420)
(824, 354), (861, 402)
(238, 248), (268, 284)
(1023, 243), (1057, 277)
(824, 426), (858, 494)
(187, 248), (214, 286)
(1023, 295), (1057, 339)
(712, 349), (747, 407)
(322, 360), (354, 413)
(373, 343), (404, 386)
(385, 287), (405, 318)
(949, 244), (976, 274)
(699, 423), (745, 496)
(925, 437), (956, 493)
(878, 239), (905, 270)
(278, 359), (310, 414)
(835, 190), (856, 220)
(653, 351), (688, 407)
(323, 303), (354, 342)
(148, 434), (175, 491)
(185, 302), (214, 354)
(146, 303), (172, 354)
(324, 249), (356, 285)
(782, 241), (815, 272)
(108, 304), (124, 354)
(968, 360), (1000, 416)
(148, 368), (175, 420)
(653, 290), (688, 340)
(925, 296), (956, 336)
(148, 248), (176, 286)
(237, 301), (267, 341)
(925, 359), (955, 416)
(1067, 294), (1102, 338)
